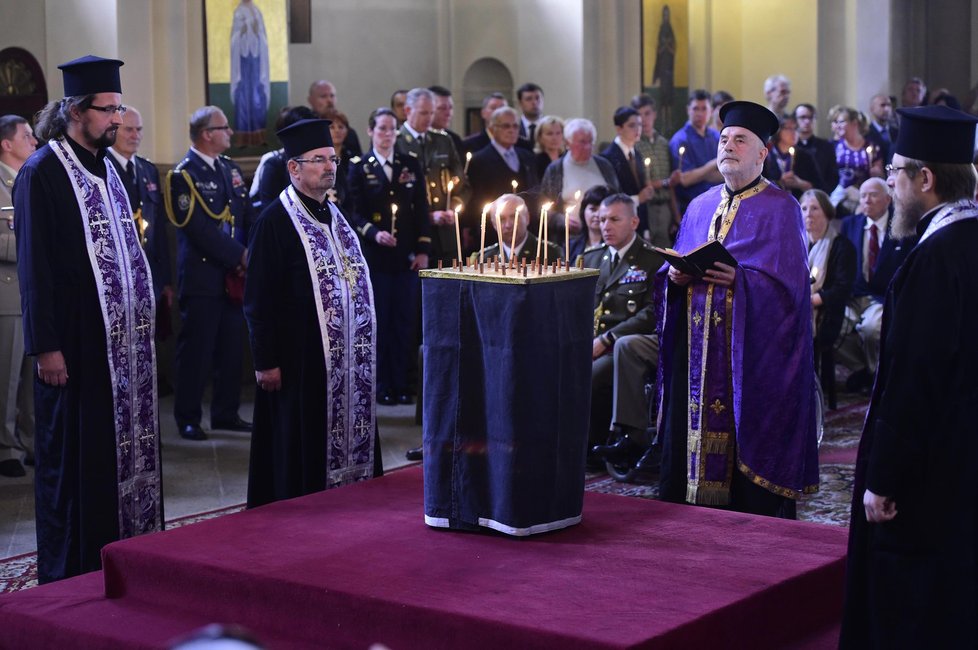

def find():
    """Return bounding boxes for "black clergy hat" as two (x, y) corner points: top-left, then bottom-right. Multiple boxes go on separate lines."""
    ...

(277, 119), (334, 160)
(613, 106), (639, 127)
(718, 101), (780, 145)
(894, 105), (978, 164)
(58, 55), (124, 97)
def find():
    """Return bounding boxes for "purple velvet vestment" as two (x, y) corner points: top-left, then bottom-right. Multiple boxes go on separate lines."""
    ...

(656, 179), (819, 503)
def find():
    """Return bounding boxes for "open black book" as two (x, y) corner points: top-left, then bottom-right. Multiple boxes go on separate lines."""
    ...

(652, 240), (737, 278)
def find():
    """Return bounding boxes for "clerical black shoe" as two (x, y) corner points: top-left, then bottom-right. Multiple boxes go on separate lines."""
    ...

(211, 416), (252, 432)
(179, 424), (208, 441)
(396, 393), (414, 405)
(405, 446), (423, 461)
(0, 458), (26, 478)
(591, 437), (641, 464)
(378, 392), (396, 406)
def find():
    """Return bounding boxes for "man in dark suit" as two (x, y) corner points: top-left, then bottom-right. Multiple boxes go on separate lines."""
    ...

(600, 106), (659, 238)
(793, 103), (839, 193)
(466, 106), (538, 222)
(865, 93), (898, 165)
(837, 177), (914, 391)
(107, 106), (172, 304)
(166, 106), (255, 440)
(582, 194), (662, 458)
(516, 82), (543, 150)
(461, 92), (507, 155)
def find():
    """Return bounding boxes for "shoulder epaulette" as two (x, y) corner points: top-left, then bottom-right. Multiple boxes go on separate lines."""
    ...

(583, 242), (607, 254)
(350, 155), (362, 165)
(174, 157), (191, 172)
(136, 154), (154, 166)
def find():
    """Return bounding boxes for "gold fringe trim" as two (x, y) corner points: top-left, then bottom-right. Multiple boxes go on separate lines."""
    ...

(737, 459), (818, 500)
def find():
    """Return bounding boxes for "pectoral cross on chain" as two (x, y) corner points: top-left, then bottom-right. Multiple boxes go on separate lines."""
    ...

(338, 263), (360, 301)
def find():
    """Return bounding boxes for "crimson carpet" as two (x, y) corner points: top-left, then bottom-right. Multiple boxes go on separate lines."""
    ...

(0, 467), (846, 649)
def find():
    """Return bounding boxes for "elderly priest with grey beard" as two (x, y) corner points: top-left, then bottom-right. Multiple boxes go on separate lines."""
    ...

(840, 105), (978, 650)
(244, 119), (382, 509)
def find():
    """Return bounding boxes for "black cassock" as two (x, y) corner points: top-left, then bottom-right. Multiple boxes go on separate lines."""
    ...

(14, 138), (160, 583)
(841, 209), (978, 648)
(244, 191), (381, 508)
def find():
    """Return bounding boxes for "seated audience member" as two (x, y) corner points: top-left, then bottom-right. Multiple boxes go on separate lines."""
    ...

(346, 108), (430, 405)
(566, 184), (611, 264)
(582, 194), (662, 461)
(828, 105), (884, 213)
(473, 193), (562, 265)
(462, 92), (508, 155)
(801, 189), (856, 396)
(539, 118), (619, 240)
(837, 178), (914, 392)
(532, 115), (566, 181)
(764, 115), (823, 199)
(794, 103), (839, 193)
(669, 89), (723, 213)
(466, 106), (539, 222)
(631, 94), (680, 246)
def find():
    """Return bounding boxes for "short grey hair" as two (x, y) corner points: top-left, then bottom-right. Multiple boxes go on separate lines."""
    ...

(489, 106), (518, 128)
(189, 105), (224, 142)
(405, 87), (434, 109)
(563, 118), (596, 142)
(764, 74), (791, 95)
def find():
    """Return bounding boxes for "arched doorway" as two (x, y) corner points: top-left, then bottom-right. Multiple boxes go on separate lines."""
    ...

(461, 57), (514, 136)
(0, 47), (48, 123)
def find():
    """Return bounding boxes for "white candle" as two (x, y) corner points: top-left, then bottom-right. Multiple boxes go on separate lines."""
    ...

(454, 205), (464, 269)
(480, 203), (490, 264)
(390, 204), (398, 237)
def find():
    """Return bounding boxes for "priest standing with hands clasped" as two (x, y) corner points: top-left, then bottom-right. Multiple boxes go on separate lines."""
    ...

(244, 119), (382, 509)
(655, 101), (819, 519)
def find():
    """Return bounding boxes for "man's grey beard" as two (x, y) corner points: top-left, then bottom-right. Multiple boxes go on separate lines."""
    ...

(891, 195), (926, 239)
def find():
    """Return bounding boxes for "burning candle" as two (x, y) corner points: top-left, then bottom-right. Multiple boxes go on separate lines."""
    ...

(480, 203), (490, 264)
(644, 156), (652, 184)
(678, 145), (686, 169)
(446, 179), (454, 212)
(464, 151), (472, 175)
(543, 205), (550, 267)
(536, 202), (551, 262)
(454, 205), (464, 269)
(390, 204), (398, 237)
(494, 201), (503, 260)
(511, 179), (518, 193)
(865, 145), (875, 165)
(511, 204), (521, 263)
(788, 146), (796, 172)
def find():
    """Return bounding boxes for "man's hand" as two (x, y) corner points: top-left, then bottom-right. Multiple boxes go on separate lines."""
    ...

(592, 337), (609, 360)
(432, 210), (455, 226)
(668, 266), (693, 286)
(37, 350), (68, 386)
(703, 262), (736, 287)
(375, 230), (397, 247)
(863, 489), (898, 522)
(256, 367), (282, 392)
(637, 186), (656, 203)
(410, 253), (429, 271)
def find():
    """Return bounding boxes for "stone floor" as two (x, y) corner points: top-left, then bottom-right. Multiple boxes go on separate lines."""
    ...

(0, 394), (422, 560)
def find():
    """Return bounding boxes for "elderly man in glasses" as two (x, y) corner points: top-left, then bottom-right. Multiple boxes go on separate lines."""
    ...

(13, 55), (163, 583)
(165, 105), (256, 441)
(244, 119), (382, 508)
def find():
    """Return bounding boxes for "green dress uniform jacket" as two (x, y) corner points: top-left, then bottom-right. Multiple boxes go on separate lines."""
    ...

(582, 238), (663, 339)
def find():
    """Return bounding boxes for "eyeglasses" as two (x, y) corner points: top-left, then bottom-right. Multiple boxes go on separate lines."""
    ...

(294, 155), (342, 165)
(87, 104), (128, 115)
(205, 125), (232, 132)
(495, 123), (520, 130)
(885, 164), (913, 177)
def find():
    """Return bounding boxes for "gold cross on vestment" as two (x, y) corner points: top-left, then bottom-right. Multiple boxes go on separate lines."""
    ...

(688, 400), (699, 414)
(338, 264), (359, 301)
(109, 322), (126, 340)
(692, 311), (703, 327)
(711, 311), (722, 327)
(709, 399), (726, 415)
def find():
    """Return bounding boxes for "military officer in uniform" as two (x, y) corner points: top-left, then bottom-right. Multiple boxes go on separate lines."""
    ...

(0, 115), (36, 477)
(474, 193), (563, 265)
(346, 107), (431, 405)
(582, 194), (662, 460)
(165, 105), (255, 440)
(395, 87), (470, 267)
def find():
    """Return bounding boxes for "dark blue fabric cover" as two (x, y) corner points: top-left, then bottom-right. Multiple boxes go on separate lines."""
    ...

(422, 273), (597, 534)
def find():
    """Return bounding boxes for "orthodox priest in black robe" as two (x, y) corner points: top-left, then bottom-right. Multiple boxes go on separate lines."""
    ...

(13, 56), (162, 583)
(840, 105), (978, 649)
(245, 119), (381, 508)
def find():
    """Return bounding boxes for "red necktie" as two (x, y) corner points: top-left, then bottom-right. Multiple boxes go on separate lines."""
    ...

(867, 223), (879, 280)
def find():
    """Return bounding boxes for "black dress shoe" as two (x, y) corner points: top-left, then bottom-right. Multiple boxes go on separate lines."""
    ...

(405, 446), (423, 461)
(211, 416), (252, 432)
(378, 392), (396, 406)
(179, 424), (208, 441)
(396, 393), (414, 405)
(590, 437), (640, 463)
(0, 458), (26, 478)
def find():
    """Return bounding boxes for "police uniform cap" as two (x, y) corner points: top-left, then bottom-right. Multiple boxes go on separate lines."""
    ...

(277, 119), (334, 161)
(58, 55), (124, 97)
(894, 105), (978, 164)
(718, 101), (779, 145)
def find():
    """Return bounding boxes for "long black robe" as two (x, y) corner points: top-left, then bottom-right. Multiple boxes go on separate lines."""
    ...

(840, 209), (978, 648)
(14, 137), (160, 583)
(244, 190), (380, 508)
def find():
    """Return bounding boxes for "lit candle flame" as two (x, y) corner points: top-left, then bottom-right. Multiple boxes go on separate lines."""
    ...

(811, 266), (818, 279)
(511, 180), (518, 192)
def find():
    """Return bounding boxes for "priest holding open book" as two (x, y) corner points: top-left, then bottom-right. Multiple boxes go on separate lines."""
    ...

(654, 101), (818, 518)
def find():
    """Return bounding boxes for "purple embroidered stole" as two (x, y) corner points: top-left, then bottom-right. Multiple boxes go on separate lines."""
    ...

(280, 186), (376, 487)
(50, 138), (162, 537)
(684, 180), (767, 506)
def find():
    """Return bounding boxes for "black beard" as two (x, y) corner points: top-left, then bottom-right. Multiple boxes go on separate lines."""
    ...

(91, 127), (118, 150)
(891, 195), (926, 239)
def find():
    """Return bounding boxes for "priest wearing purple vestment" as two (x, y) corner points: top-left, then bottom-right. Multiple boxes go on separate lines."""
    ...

(14, 56), (162, 583)
(244, 119), (381, 508)
(655, 101), (819, 519)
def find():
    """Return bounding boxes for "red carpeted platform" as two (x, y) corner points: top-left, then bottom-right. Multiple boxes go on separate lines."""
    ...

(0, 467), (847, 649)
